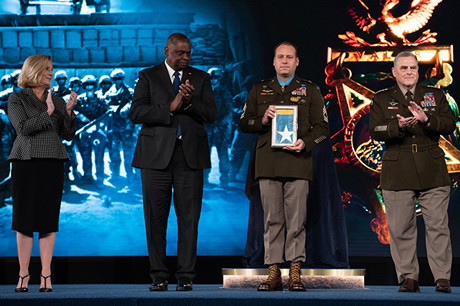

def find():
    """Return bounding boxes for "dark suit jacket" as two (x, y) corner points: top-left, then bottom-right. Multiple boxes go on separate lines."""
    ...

(369, 84), (456, 190)
(239, 76), (329, 180)
(129, 63), (217, 170)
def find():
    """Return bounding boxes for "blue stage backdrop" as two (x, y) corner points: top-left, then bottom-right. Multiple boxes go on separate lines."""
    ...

(0, 0), (459, 258)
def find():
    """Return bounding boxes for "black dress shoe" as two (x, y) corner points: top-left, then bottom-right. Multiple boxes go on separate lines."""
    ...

(398, 278), (420, 292)
(149, 279), (168, 291)
(177, 278), (193, 291)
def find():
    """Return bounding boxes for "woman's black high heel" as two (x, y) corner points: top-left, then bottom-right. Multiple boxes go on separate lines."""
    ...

(15, 274), (29, 292)
(39, 274), (53, 292)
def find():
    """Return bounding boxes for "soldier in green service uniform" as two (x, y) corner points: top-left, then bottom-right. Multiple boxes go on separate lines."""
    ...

(369, 51), (456, 294)
(239, 41), (329, 292)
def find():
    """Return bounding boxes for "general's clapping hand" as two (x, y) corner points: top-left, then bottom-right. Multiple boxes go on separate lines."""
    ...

(396, 114), (417, 129)
(408, 101), (429, 124)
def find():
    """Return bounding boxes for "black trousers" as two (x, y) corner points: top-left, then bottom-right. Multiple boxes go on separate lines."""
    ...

(140, 141), (203, 281)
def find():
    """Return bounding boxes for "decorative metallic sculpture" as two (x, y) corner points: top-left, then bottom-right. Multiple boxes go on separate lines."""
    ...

(340, 0), (443, 46)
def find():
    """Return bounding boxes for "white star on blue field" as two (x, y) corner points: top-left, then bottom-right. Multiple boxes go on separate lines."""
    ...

(277, 125), (293, 143)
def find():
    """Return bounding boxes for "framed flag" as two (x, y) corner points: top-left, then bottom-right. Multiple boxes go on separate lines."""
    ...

(271, 105), (298, 148)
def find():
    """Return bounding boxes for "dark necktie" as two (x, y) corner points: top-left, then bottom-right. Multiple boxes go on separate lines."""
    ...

(173, 71), (180, 94)
(173, 71), (182, 138)
(405, 91), (413, 102)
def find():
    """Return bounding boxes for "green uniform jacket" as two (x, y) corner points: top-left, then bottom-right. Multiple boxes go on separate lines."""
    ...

(369, 84), (456, 190)
(239, 76), (329, 180)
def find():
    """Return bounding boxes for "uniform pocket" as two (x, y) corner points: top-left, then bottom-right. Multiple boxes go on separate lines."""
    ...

(258, 95), (275, 104)
(382, 150), (399, 161)
(429, 147), (445, 159)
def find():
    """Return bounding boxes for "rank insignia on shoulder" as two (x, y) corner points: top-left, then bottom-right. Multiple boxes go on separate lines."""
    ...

(375, 88), (389, 94)
(290, 96), (301, 102)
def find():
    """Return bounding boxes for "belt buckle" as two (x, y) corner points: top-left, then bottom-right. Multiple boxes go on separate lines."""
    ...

(412, 144), (417, 153)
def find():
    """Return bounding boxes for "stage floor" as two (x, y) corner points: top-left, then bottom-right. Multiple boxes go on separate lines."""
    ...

(0, 284), (459, 306)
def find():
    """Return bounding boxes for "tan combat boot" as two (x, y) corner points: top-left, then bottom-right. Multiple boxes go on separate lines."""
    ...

(288, 261), (306, 291)
(257, 264), (282, 291)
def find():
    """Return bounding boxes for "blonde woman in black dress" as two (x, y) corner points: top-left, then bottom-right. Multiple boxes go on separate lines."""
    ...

(7, 54), (78, 292)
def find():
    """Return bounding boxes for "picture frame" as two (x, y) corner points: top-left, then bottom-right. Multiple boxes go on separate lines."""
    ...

(271, 105), (298, 148)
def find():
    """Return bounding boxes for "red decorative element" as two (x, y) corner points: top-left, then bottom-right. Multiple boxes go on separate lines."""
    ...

(370, 211), (390, 245)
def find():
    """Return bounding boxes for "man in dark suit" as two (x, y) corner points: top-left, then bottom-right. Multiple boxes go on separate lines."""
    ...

(239, 41), (329, 291)
(369, 51), (455, 293)
(129, 33), (217, 291)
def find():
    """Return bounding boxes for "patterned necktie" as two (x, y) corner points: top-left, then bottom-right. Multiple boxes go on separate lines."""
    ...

(173, 71), (180, 94)
(173, 71), (182, 138)
(405, 91), (413, 102)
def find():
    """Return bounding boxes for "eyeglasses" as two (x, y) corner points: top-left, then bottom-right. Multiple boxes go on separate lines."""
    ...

(111, 77), (123, 81)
